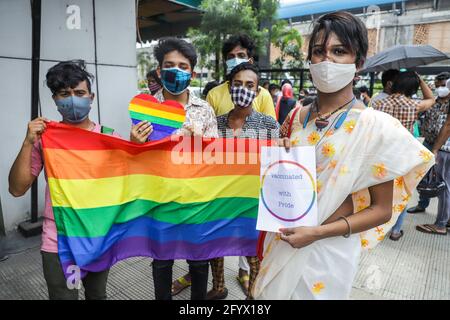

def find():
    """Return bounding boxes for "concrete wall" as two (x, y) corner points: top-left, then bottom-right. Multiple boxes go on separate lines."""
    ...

(0, 0), (137, 233)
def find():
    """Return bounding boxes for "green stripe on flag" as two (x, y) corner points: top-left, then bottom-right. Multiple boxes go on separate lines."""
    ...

(54, 197), (258, 237)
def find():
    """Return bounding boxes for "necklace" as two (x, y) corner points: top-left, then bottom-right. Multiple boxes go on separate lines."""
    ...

(303, 97), (356, 131)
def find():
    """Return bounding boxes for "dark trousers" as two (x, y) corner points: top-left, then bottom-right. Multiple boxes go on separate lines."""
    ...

(152, 259), (209, 300)
(41, 251), (109, 300)
(418, 141), (434, 209)
(435, 151), (450, 228)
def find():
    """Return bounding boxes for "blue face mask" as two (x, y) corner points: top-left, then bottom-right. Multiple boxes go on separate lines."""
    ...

(160, 67), (192, 95)
(55, 96), (92, 123)
(226, 58), (249, 75)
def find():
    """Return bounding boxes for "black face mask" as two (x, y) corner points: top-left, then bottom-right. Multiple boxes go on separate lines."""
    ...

(298, 95), (305, 100)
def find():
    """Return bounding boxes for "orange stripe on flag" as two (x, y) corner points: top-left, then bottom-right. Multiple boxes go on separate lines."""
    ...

(131, 98), (186, 115)
(43, 149), (260, 179)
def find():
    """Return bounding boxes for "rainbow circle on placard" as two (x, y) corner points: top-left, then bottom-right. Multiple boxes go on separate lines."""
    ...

(260, 160), (316, 222)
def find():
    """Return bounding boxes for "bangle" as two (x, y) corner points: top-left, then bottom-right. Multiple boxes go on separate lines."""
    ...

(338, 216), (352, 238)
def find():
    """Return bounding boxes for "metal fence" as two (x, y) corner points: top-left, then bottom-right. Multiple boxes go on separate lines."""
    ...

(259, 68), (315, 94)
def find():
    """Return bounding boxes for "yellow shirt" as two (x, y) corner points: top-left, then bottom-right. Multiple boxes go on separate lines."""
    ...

(206, 81), (276, 119)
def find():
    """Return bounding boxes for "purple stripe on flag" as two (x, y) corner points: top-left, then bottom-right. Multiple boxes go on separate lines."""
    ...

(131, 119), (178, 141)
(60, 236), (257, 278)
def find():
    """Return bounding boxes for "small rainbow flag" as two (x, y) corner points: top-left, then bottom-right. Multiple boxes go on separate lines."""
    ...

(41, 122), (267, 277)
(128, 94), (186, 141)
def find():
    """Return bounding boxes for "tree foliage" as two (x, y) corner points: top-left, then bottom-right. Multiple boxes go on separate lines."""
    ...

(188, 0), (303, 80)
(136, 50), (156, 81)
(271, 19), (304, 70)
(188, 0), (279, 80)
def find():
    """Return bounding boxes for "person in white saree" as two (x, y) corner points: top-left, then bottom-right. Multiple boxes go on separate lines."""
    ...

(253, 11), (435, 300)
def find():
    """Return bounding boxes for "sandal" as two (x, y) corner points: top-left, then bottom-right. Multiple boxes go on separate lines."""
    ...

(171, 274), (191, 296)
(236, 270), (250, 296)
(416, 224), (447, 235)
(389, 230), (404, 241)
(406, 206), (426, 214)
(206, 287), (228, 300)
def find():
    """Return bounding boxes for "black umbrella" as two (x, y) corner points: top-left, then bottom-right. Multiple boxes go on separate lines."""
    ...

(360, 44), (450, 73)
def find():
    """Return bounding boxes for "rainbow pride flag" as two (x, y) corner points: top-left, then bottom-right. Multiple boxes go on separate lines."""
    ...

(41, 122), (267, 277)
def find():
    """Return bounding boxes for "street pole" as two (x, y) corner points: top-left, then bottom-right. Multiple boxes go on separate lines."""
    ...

(252, 0), (271, 69)
(30, 0), (41, 223)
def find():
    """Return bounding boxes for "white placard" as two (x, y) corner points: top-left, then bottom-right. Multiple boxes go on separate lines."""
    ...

(256, 146), (318, 233)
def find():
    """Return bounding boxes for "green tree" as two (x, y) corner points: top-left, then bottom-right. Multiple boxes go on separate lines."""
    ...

(136, 50), (155, 81)
(268, 20), (304, 85)
(253, 0), (279, 28)
(271, 20), (304, 70)
(188, 0), (279, 81)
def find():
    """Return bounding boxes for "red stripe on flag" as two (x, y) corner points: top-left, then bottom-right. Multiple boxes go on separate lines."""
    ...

(41, 122), (273, 155)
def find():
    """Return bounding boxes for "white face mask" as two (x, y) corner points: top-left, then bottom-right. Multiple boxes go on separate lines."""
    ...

(309, 61), (356, 93)
(436, 86), (450, 98)
(226, 58), (249, 75)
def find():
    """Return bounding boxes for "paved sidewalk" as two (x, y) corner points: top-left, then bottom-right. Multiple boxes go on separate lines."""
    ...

(0, 192), (449, 300)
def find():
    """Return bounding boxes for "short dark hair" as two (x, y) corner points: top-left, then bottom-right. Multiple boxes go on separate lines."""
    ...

(46, 60), (94, 95)
(307, 11), (368, 67)
(302, 96), (315, 106)
(269, 83), (280, 92)
(229, 62), (259, 82)
(222, 34), (256, 60)
(202, 80), (220, 97)
(436, 72), (450, 82)
(392, 71), (420, 97)
(281, 79), (293, 87)
(381, 69), (400, 88)
(154, 37), (197, 69)
(146, 69), (162, 85)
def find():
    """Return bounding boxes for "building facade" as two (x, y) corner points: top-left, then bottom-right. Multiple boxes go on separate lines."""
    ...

(363, 0), (450, 56)
(272, 0), (450, 65)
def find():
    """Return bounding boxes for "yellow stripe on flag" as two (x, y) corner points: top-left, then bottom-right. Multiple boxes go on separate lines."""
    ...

(48, 175), (259, 209)
(129, 103), (186, 123)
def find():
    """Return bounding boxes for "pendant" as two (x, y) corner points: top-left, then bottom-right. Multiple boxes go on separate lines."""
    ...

(315, 118), (329, 131)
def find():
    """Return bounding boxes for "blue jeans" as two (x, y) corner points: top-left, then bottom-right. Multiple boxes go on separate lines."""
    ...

(392, 209), (407, 234)
(417, 194), (431, 209)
